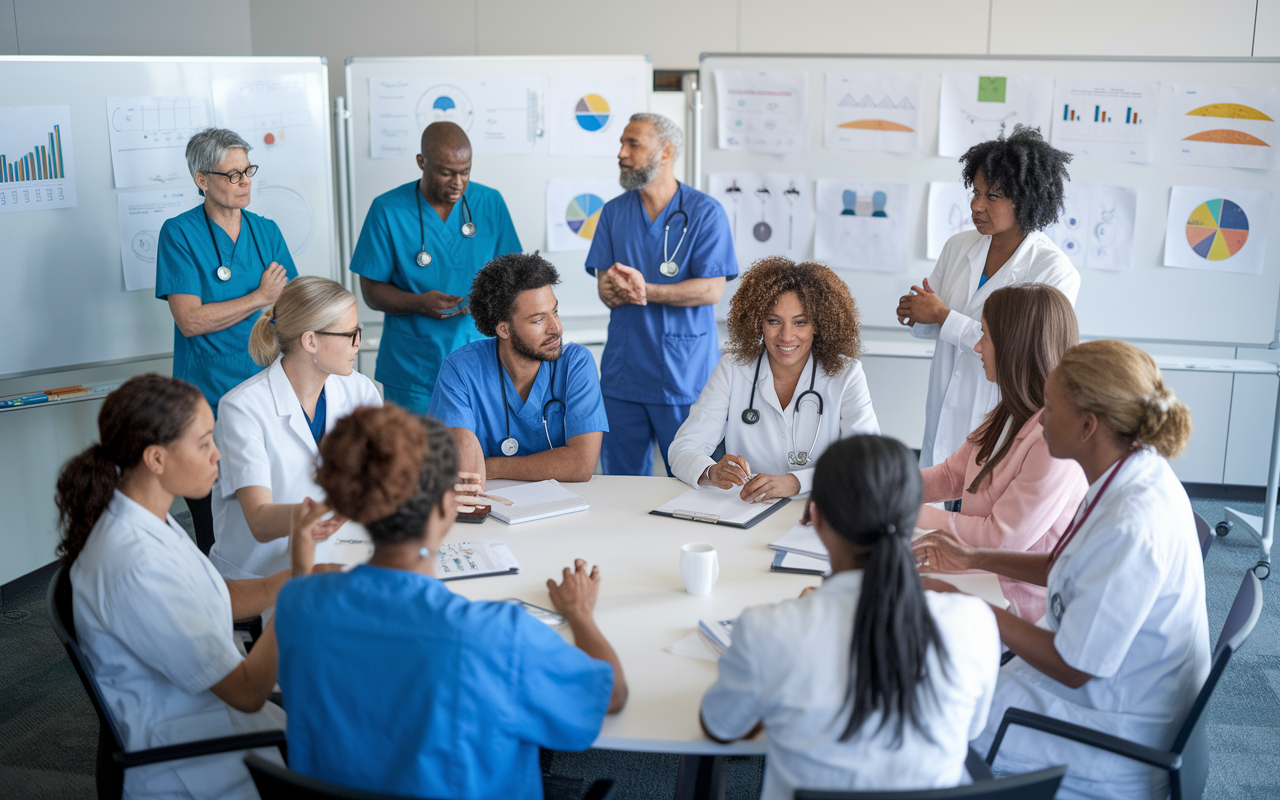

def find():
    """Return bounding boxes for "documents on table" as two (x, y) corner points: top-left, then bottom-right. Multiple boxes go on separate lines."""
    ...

(771, 550), (830, 576)
(665, 618), (736, 663)
(484, 479), (589, 524)
(769, 522), (828, 559)
(651, 486), (791, 529)
(437, 541), (519, 581)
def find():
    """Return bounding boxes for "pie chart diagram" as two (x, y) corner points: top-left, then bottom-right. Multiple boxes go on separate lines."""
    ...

(575, 94), (611, 132)
(566, 193), (605, 240)
(416, 85), (474, 132)
(1185, 199), (1249, 261)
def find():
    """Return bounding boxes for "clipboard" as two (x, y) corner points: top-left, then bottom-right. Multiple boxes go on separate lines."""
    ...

(650, 486), (792, 529)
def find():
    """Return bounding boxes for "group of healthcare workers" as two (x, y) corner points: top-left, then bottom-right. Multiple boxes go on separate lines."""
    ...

(50, 112), (1213, 800)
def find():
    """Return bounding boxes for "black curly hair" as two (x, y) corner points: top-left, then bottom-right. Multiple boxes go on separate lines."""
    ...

(469, 252), (560, 337)
(960, 124), (1072, 234)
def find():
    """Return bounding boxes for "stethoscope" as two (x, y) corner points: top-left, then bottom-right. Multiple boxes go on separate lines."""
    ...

(741, 351), (824, 467)
(659, 183), (690, 278)
(497, 356), (564, 456)
(204, 206), (267, 282)
(414, 184), (476, 267)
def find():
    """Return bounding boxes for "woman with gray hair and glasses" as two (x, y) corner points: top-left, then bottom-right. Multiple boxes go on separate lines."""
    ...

(155, 127), (297, 550)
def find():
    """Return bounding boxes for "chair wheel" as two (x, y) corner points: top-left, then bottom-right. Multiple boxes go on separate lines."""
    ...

(1215, 521), (1232, 537)
(1255, 562), (1271, 581)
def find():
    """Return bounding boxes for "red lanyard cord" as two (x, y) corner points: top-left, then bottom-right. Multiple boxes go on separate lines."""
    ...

(1047, 446), (1139, 569)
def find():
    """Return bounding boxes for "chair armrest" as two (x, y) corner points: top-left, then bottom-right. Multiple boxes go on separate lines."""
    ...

(965, 746), (994, 781)
(115, 729), (286, 768)
(583, 779), (616, 800)
(986, 708), (1180, 772)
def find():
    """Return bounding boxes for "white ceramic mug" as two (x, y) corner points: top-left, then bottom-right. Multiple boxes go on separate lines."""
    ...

(680, 542), (720, 596)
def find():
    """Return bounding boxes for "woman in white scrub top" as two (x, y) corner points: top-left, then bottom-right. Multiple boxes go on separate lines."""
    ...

(914, 340), (1210, 800)
(210, 276), (383, 579)
(898, 126), (1080, 468)
(56, 374), (325, 799)
(669, 258), (879, 501)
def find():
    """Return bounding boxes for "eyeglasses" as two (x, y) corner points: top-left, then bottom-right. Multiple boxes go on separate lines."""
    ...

(203, 165), (260, 184)
(314, 324), (363, 347)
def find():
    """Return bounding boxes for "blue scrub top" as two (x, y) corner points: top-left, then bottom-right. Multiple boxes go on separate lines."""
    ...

(427, 338), (609, 458)
(276, 566), (613, 800)
(155, 205), (297, 414)
(585, 184), (737, 406)
(350, 180), (522, 395)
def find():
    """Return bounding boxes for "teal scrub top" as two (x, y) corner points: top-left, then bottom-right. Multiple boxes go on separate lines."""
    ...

(155, 205), (297, 414)
(349, 180), (522, 395)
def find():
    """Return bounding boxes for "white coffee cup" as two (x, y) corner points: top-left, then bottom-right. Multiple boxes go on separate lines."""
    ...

(680, 542), (720, 597)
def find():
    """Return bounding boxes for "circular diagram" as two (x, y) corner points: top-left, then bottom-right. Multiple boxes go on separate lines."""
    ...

(1059, 237), (1081, 257)
(131, 230), (159, 263)
(1186, 199), (1249, 261)
(252, 185), (314, 257)
(415, 85), (475, 132)
(566, 194), (605, 240)
(575, 94), (611, 132)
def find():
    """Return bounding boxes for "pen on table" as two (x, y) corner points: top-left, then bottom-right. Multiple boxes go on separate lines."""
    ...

(0, 393), (50, 408)
(477, 492), (513, 506)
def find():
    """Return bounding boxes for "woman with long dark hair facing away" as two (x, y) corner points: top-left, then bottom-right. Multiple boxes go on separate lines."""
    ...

(57, 374), (324, 799)
(273, 405), (627, 799)
(917, 284), (1087, 622)
(915, 340), (1210, 800)
(699, 435), (1000, 798)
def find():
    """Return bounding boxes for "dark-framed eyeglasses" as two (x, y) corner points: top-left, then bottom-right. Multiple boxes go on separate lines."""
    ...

(314, 324), (363, 347)
(204, 165), (260, 184)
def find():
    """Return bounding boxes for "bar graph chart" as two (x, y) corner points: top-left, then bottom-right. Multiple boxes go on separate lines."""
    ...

(1061, 104), (1142, 125)
(1051, 78), (1158, 162)
(0, 124), (66, 183)
(0, 106), (77, 213)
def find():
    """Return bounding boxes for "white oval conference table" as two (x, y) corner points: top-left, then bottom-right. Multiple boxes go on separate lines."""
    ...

(438, 475), (1007, 798)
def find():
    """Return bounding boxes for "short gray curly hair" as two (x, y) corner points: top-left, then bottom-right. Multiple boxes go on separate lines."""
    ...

(630, 113), (683, 159)
(185, 127), (252, 186)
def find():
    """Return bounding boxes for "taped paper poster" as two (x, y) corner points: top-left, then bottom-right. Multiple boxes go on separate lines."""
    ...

(117, 189), (201, 291)
(546, 178), (624, 252)
(1050, 77), (1159, 163)
(708, 172), (814, 270)
(938, 74), (1054, 158)
(1164, 186), (1271, 275)
(715, 70), (807, 154)
(368, 76), (543, 158)
(926, 181), (976, 259)
(548, 75), (638, 157)
(1045, 184), (1137, 272)
(213, 74), (326, 176)
(814, 180), (909, 273)
(106, 96), (211, 189)
(1167, 84), (1280, 170)
(825, 72), (922, 153)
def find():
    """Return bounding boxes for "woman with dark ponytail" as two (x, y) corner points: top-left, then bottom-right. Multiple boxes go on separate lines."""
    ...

(58, 374), (324, 800)
(700, 435), (1000, 798)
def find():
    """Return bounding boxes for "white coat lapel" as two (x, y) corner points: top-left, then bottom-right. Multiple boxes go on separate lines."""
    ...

(961, 236), (990, 314)
(268, 358), (319, 456)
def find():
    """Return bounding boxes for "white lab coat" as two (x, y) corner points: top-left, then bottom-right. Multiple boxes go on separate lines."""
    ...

(209, 357), (383, 579)
(668, 352), (880, 494)
(971, 448), (1211, 800)
(912, 230), (1079, 467)
(71, 491), (286, 800)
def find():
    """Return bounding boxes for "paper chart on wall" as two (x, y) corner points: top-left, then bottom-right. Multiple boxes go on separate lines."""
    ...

(814, 180), (909, 272)
(0, 105), (77, 214)
(212, 74), (326, 176)
(545, 178), (624, 252)
(1167, 84), (1280, 170)
(824, 73), (922, 153)
(105, 96), (211, 189)
(708, 172), (814, 271)
(247, 172), (318, 258)
(117, 189), (201, 291)
(1050, 77), (1159, 163)
(926, 181), (976, 259)
(1044, 184), (1137, 272)
(938, 74), (1054, 158)
(367, 76), (543, 158)
(1164, 186), (1271, 275)
(715, 70), (807, 154)
(548, 75), (638, 157)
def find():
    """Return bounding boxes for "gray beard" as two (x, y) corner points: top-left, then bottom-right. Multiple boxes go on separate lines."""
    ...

(619, 152), (662, 191)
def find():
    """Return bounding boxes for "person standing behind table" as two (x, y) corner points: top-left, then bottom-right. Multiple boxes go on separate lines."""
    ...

(896, 125), (1080, 469)
(351, 121), (522, 413)
(586, 113), (738, 476)
(156, 127), (297, 553)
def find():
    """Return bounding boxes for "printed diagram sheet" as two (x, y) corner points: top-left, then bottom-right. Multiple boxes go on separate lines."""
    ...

(547, 75), (638, 157)
(814, 180), (909, 272)
(1167, 84), (1280, 170)
(1050, 77), (1159, 163)
(1044, 184), (1137, 272)
(715, 70), (807, 154)
(0, 105), (77, 214)
(926, 181), (976, 259)
(545, 178), (623, 252)
(938, 74), (1054, 158)
(117, 189), (200, 291)
(708, 172), (814, 270)
(213, 74), (325, 174)
(1164, 186), (1272, 276)
(106, 96), (211, 189)
(824, 73), (922, 153)
(247, 173), (316, 258)
(368, 76), (542, 158)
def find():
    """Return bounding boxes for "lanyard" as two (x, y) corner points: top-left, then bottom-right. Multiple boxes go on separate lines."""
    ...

(1047, 446), (1138, 568)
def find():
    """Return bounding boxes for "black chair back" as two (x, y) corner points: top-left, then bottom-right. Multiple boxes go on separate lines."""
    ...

(1193, 512), (1214, 561)
(793, 765), (1066, 800)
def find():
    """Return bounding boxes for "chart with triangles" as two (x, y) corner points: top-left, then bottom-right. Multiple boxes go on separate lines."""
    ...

(825, 72), (922, 152)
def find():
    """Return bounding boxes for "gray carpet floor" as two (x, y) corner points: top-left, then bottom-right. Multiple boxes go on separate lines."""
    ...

(0, 496), (1274, 798)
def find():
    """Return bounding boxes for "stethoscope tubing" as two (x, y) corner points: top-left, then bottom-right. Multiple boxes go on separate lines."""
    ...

(742, 351), (824, 467)
(204, 205), (267, 282)
(497, 354), (565, 454)
(415, 185), (476, 266)
(661, 183), (690, 277)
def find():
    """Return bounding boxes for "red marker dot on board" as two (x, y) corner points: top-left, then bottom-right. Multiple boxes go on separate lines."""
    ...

(264, 132), (276, 145)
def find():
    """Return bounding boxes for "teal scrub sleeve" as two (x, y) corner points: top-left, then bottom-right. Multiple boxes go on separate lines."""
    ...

(425, 355), (478, 431)
(564, 346), (610, 438)
(349, 201), (395, 283)
(686, 201), (738, 280)
(492, 196), (523, 258)
(155, 221), (202, 299)
(583, 203), (615, 276)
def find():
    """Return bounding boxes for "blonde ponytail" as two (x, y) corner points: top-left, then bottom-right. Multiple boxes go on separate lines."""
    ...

(246, 276), (355, 367)
(248, 307), (280, 366)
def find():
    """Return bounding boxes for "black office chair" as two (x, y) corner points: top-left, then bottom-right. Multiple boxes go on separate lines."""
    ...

(794, 765), (1065, 800)
(245, 753), (617, 800)
(986, 568), (1264, 800)
(45, 565), (286, 799)
(1193, 511), (1214, 561)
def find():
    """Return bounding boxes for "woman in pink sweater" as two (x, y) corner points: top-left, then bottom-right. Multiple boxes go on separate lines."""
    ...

(918, 284), (1086, 622)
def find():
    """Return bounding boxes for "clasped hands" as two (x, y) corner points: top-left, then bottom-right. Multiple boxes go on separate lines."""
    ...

(896, 278), (950, 328)
(598, 263), (647, 309)
(699, 453), (800, 503)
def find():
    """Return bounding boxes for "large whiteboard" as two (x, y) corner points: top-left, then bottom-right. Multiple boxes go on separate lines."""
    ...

(343, 56), (653, 322)
(700, 54), (1280, 347)
(0, 56), (338, 379)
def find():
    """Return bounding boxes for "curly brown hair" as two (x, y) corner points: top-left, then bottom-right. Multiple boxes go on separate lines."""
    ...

(726, 257), (862, 375)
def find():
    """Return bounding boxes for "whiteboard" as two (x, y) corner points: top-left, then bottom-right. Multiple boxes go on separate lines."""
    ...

(343, 56), (652, 322)
(700, 54), (1280, 347)
(0, 56), (338, 379)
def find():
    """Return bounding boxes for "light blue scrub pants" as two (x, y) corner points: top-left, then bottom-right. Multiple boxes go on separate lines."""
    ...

(383, 385), (433, 415)
(600, 397), (691, 477)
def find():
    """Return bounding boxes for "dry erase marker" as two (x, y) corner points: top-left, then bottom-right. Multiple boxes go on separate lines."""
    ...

(0, 393), (49, 408)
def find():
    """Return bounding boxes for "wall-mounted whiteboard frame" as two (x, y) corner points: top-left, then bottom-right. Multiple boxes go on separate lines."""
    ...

(343, 55), (653, 323)
(699, 53), (1280, 347)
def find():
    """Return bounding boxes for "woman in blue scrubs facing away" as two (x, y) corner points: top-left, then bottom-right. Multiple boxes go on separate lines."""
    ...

(156, 127), (298, 550)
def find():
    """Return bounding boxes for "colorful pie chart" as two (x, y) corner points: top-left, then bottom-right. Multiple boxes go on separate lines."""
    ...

(1185, 199), (1249, 261)
(566, 193), (605, 240)
(575, 94), (610, 132)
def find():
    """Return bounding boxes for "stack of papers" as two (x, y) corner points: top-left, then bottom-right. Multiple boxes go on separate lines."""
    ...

(665, 618), (737, 663)
(651, 486), (791, 528)
(485, 480), (589, 525)
(769, 523), (831, 576)
(698, 618), (735, 653)
(436, 541), (520, 581)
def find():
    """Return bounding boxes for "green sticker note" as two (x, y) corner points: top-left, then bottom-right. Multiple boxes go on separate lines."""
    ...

(978, 76), (1007, 103)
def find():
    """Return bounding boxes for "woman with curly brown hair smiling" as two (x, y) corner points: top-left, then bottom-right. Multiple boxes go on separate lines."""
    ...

(669, 257), (879, 501)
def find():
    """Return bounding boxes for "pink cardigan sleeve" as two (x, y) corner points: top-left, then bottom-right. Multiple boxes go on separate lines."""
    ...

(918, 439), (973, 510)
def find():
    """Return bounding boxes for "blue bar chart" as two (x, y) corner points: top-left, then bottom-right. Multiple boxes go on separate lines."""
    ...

(0, 106), (77, 213)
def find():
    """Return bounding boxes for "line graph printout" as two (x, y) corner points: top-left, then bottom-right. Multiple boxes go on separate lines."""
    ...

(117, 188), (201, 291)
(105, 96), (211, 188)
(1051, 77), (1159, 163)
(0, 105), (77, 214)
(368, 76), (543, 158)
(938, 73), (1054, 158)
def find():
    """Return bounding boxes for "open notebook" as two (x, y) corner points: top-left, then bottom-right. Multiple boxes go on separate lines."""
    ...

(651, 486), (792, 529)
(483, 479), (589, 525)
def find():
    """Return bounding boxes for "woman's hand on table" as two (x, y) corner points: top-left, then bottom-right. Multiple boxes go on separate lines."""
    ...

(700, 454), (752, 489)
(546, 559), (601, 624)
(912, 529), (976, 573)
(740, 473), (800, 503)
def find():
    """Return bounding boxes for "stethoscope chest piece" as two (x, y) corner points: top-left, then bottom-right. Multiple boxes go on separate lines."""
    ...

(216, 266), (232, 282)
(415, 251), (432, 267)
(660, 261), (679, 278)
(501, 437), (519, 457)
(461, 221), (477, 238)
(741, 408), (760, 424)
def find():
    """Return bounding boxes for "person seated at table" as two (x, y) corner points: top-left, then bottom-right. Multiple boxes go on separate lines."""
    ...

(700, 435), (1000, 799)
(274, 404), (627, 799)
(668, 257), (879, 502)
(428, 252), (609, 483)
(55, 374), (327, 800)
(209, 276), (382, 579)
(917, 284), (1087, 623)
(913, 340), (1209, 800)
